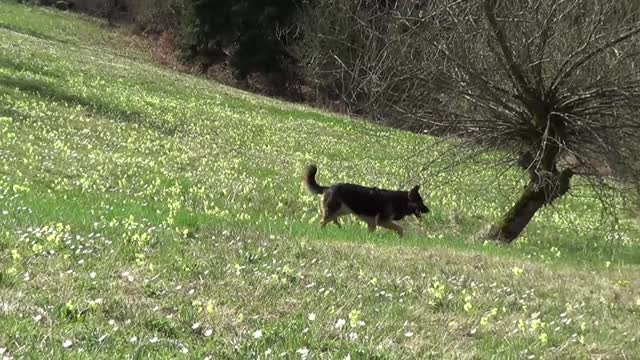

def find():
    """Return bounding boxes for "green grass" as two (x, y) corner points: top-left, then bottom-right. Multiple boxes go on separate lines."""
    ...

(1, 1), (639, 358)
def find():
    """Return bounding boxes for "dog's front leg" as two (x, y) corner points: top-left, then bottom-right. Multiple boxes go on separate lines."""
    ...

(379, 221), (404, 237)
(320, 214), (340, 229)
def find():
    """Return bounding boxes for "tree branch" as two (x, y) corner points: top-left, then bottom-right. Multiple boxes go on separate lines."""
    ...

(483, 0), (535, 98)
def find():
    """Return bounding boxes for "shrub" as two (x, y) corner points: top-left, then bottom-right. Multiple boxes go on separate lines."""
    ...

(125, 0), (185, 33)
(177, 0), (301, 79)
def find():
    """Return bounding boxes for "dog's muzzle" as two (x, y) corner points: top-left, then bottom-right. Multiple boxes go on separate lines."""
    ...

(415, 207), (429, 218)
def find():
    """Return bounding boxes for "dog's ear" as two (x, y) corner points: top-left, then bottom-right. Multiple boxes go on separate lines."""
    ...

(409, 185), (420, 199)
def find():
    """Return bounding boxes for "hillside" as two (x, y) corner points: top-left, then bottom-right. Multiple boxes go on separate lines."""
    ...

(1, 2), (639, 358)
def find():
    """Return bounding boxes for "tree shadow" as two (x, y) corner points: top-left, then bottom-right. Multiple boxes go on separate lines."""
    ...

(0, 74), (177, 135)
(0, 23), (62, 44)
(0, 55), (62, 80)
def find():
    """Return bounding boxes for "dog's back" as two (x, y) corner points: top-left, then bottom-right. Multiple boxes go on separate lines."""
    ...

(326, 183), (409, 220)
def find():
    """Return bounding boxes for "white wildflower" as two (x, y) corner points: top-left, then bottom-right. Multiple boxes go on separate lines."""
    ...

(296, 347), (310, 359)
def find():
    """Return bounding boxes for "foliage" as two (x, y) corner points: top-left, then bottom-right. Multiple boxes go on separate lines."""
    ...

(17, 0), (303, 86)
(297, 0), (441, 126)
(125, 0), (185, 33)
(178, 0), (301, 79)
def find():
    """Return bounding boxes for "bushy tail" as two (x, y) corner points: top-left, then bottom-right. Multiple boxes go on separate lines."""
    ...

(303, 164), (327, 195)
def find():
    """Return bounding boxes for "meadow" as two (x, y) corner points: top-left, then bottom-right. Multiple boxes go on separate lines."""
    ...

(1, 1), (639, 358)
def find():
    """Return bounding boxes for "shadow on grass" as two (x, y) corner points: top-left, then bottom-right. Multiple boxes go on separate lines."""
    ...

(0, 55), (62, 79)
(0, 23), (63, 44)
(241, 217), (640, 267)
(0, 73), (178, 135)
(0, 105), (24, 120)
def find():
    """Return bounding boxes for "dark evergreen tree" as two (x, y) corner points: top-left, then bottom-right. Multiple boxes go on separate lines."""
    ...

(179, 0), (300, 79)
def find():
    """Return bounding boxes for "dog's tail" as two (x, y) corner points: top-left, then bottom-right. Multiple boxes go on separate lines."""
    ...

(303, 164), (327, 195)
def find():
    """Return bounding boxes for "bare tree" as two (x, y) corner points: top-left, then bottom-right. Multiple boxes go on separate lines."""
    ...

(301, 0), (640, 242)
(297, 0), (444, 127)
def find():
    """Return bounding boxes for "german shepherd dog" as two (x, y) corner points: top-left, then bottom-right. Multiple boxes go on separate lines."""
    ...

(303, 165), (430, 236)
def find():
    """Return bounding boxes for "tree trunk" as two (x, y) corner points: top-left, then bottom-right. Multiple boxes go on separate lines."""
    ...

(491, 168), (574, 243)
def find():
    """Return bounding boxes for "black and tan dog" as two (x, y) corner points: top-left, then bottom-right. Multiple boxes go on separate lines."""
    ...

(303, 164), (429, 236)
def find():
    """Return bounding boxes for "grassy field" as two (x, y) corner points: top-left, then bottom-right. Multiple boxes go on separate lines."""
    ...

(1, 2), (640, 358)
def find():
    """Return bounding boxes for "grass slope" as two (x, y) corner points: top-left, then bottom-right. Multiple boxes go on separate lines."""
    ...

(1, 2), (639, 358)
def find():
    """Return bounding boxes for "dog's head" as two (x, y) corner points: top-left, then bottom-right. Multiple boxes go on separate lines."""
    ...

(408, 185), (430, 218)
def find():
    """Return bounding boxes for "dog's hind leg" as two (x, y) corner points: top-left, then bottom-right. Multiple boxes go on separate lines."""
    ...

(357, 216), (376, 233)
(320, 195), (342, 229)
(379, 221), (404, 237)
(367, 222), (376, 233)
(320, 212), (340, 228)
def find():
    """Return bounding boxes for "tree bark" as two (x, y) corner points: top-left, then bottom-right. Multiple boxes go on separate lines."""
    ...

(491, 167), (574, 243)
